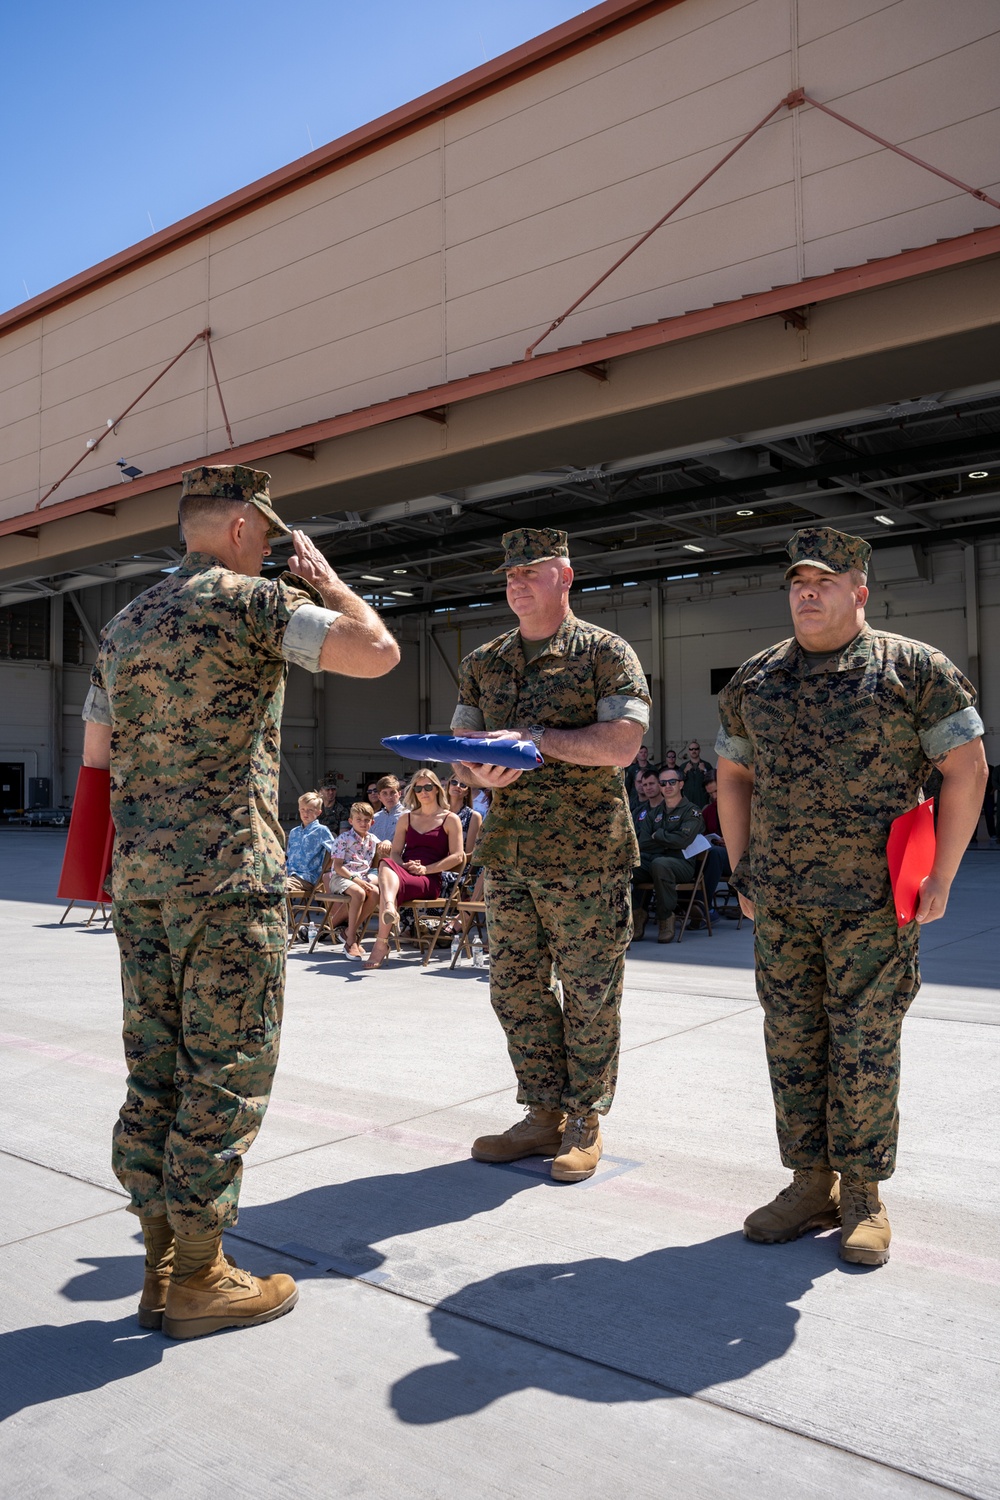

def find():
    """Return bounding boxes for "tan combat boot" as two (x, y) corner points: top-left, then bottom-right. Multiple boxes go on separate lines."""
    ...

(744, 1168), (841, 1243)
(631, 907), (648, 942)
(658, 914), (676, 944)
(471, 1106), (567, 1163)
(839, 1177), (891, 1266)
(551, 1112), (602, 1183)
(162, 1243), (299, 1340)
(138, 1214), (174, 1330)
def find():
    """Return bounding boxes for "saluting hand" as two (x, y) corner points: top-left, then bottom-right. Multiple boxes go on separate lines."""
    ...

(288, 530), (340, 590)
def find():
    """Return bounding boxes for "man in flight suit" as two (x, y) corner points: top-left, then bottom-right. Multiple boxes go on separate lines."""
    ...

(716, 527), (987, 1265)
(453, 528), (650, 1182)
(82, 465), (398, 1336)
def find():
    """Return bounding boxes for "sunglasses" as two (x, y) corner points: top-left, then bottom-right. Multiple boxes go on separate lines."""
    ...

(659, 777), (681, 785)
(450, 780), (468, 789)
(414, 784), (436, 793)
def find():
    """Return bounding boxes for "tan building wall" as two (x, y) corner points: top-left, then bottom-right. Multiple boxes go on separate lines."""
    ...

(2, 0), (998, 524)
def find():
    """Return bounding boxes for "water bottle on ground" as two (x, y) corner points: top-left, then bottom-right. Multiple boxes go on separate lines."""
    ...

(307, 920), (318, 944)
(471, 933), (484, 968)
(450, 933), (462, 963)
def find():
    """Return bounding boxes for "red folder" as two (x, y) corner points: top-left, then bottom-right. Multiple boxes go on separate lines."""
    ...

(886, 799), (936, 926)
(57, 766), (115, 904)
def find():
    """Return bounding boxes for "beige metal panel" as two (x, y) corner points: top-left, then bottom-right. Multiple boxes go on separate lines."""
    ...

(797, 0), (896, 48)
(219, 308), (443, 432)
(445, 181), (798, 364)
(214, 255), (442, 406)
(36, 392), (206, 512)
(799, 32), (1000, 177)
(803, 120), (1000, 257)
(443, 0), (760, 155)
(206, 145), (441, 298)
(39, 251), (208, 371)
(445, 0), (789, 199)
(798, 0), (999, 103)
(0, 325), (41, 397)
(445, 61), (794, 290)
(209, 202), (442, 338)
(39, 306), (209, 418)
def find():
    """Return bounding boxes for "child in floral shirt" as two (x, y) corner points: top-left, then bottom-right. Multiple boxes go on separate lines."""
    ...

(327, 802), (379, 957)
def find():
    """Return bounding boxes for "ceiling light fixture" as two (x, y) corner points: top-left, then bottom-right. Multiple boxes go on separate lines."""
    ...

(736, 509), (754, 517)
(968, 470), (989, 479)
(391, 589), (414, 597)
(873, 515), (895, 526)
(393, 569), (408, 575)
(361, 574), (385, 582)
(682, 543), (705, 553)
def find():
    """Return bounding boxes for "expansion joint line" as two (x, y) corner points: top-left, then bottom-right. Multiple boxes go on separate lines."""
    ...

(523, 89), (1000, 362)
(35, 328), (235, 511)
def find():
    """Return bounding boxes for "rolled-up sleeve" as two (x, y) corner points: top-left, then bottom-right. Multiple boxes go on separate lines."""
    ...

(281, 604), (341, 673)
(715, 727), (753, 767)
(597, 693), (650, 728)
(82, 683), (112, 726)
(920, 706), (985, 760)
(716, 673), (753, 768)
(452, 702), (486, 731)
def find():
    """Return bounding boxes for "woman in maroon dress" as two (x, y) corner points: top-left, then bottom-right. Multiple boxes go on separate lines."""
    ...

(362, 769), (464, 969)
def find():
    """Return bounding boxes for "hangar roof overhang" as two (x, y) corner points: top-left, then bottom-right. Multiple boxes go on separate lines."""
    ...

(2, 222), (999, 611)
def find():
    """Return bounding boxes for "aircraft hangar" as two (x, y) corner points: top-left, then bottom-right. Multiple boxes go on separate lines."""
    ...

(1, 0), (998, 816)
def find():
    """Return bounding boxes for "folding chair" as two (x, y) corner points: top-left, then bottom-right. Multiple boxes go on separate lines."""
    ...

(713, 880), (746, 929)
(674, 850), (714, 943)
(449, 872), (487, 969)
(402, 856), (473, 965)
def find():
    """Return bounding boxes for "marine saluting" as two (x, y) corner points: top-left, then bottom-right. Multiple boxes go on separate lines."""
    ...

(81, 464), (399, 1338)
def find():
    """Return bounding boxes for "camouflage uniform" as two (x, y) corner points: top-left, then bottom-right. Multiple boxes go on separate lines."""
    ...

(83, 466), (341, 1235)
(717, 527), (984, 1178)
(453, 528), (650, 1116)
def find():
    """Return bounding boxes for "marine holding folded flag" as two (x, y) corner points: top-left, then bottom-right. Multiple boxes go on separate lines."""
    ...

(452, 527), (650, 1183)
(716, 526), (987, 1266)
(82, 465), (398, 1337)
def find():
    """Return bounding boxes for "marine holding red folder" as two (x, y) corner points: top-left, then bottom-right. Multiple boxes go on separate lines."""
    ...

(716, 525), (987, 1269)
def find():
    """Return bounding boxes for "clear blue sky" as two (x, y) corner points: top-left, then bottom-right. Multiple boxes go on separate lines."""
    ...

(0, 0), (586, 315)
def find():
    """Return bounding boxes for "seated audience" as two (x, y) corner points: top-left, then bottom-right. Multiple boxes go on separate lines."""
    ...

(631, 767), (662, 829)
(286, 792), (337, 898)
(371, 775), (405, 854)
(318, 774), (348, 830)
(363, 770), (464, 970)
(440, 775), (483, 898)
(681, 740), (713, 809)
(632, 767), (705, 944)
(625, 743), (652, 799)
(326, 802), (380, 957)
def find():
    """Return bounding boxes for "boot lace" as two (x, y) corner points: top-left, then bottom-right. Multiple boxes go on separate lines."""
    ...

(561, 1115), (589, 1148)
(774, 1169), (828, 1205)
(841, 1180), (880, 1221)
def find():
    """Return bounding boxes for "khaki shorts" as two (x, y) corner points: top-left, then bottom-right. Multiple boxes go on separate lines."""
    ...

(325, 873), (367, 896)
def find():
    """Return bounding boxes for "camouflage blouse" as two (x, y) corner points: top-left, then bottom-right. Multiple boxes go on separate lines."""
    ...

(716, 624), (983, 909)
(84, 552), (334, 899)
(452, 612), (650, 874)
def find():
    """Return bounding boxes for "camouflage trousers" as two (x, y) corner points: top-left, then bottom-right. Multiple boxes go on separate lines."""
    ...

(484, 866), (632, 1116)
(753, 898), (920, 1180)
(111, 895), (286, 1236)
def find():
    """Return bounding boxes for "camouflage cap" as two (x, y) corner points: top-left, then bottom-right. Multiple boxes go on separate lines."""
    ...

(784, 526), (871, 580)
(180, 464), (291, 540)
(493, 526), (570, 573)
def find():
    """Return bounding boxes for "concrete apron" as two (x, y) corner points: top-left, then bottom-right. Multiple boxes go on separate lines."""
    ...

(1, 831), (997, 1497)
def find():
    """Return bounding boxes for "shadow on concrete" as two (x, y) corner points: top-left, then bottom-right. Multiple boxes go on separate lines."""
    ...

(239, 1158), (544, 1274)
(0, 1316), (165, 1422)
(392, 1230), (840, 1423)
